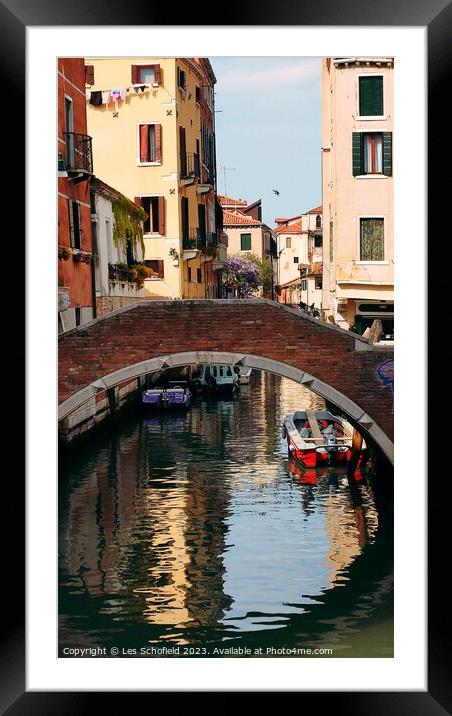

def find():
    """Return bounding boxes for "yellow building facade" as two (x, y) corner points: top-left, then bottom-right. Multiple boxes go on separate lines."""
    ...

(86, 57), (222, 299)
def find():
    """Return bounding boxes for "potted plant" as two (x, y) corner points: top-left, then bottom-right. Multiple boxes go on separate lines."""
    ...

(58, 246), (72, 261)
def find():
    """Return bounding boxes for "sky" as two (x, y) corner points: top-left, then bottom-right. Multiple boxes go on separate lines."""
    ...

(211, 57), (322, 227)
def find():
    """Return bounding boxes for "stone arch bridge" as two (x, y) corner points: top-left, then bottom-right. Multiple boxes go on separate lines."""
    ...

(58, 300), (394, 463)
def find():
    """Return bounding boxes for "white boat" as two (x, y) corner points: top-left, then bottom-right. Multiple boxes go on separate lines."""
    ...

(233, 366), (253, 384)
(192, 364), (239, 393)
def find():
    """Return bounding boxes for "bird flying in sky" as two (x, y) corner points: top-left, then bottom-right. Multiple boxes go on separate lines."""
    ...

(273, 189), (280, 196)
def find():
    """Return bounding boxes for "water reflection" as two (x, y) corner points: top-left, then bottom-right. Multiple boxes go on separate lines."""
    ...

(59, 372), (393, 656)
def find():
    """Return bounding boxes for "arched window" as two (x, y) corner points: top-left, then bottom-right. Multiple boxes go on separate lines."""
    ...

(316, 214), (321, 229)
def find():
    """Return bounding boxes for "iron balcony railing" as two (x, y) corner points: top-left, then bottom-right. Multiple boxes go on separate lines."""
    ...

(183, 227), (209, 251)
(64, 132), (93, 175)
(180, 153), (200, 180)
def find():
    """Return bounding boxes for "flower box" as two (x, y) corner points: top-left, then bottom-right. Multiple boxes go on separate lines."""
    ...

(73, 251), (92, 264)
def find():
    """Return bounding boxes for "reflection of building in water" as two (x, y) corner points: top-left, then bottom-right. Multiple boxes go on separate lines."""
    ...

(320, 480), (378, 589)
(60, 411), (236, 631)
(278, 374), (325, 413)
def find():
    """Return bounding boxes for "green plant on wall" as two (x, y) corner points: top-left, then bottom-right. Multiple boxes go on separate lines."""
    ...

(112, 198), (148, 256)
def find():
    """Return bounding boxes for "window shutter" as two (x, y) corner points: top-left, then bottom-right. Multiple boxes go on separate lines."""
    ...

(383, 132), (392, 176)
(139, 124), (149, 162)
(158, 196), (165, 235)
(153, 64), (161, 84)
(155, 124), (162, 162)
(134, 196), (142, 206)
(359, 76), (383, 116)
(85, 65), (94, 85)
(68, 200), (74, 246)
(131, 65), (139, 84)
(352, 132), (363, 176)
(157, 260), (165, 278)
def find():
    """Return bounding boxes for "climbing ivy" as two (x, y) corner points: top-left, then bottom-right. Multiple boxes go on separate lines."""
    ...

(111, 198), (148, 256)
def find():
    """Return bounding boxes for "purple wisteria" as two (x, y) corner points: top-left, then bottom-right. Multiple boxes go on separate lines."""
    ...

(222, 256), (261, 297)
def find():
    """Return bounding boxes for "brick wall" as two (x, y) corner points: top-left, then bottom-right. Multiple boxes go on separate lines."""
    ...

(58, 300), (394, 443)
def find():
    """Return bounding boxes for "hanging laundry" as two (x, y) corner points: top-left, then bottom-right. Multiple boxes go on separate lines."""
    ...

(110, 88), (128, 102)
(89, 91), (103, 106)
(101, 90), (110, 104)
(132, 84), (146, 93)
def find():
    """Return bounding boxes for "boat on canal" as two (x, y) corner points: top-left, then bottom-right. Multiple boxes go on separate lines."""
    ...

(142, 380), (192, 410)
(192, 364), (239, 394)
(282, 409), (367, 468)
(233, 366), (253, 385)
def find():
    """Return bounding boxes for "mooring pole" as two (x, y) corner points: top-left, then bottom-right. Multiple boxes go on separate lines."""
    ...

(347, 428), (363, 480)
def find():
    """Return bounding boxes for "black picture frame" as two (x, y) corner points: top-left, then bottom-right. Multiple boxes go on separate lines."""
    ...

(5, 0), (449, 709)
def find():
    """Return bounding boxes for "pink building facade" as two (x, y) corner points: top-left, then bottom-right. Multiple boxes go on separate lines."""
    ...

(321, 57), (394, 339)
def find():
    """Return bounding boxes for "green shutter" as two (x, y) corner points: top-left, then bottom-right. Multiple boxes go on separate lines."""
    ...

(352, 132), (362, 176)
(241, 233), (251, 251)
(359, 76), (383, 116)
(383, 132), (392, 176)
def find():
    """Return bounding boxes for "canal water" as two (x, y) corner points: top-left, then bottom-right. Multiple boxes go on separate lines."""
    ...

(59, 372), (393, 658)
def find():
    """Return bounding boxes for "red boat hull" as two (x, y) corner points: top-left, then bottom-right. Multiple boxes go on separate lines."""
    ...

(288, 442), (367, 468)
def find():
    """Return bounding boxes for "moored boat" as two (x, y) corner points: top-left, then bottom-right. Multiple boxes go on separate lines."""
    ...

(282, 409), (367, 468)
(142, 380), (191, 410)
(233, 366), (253, 384)
(192, 364), (239, 394)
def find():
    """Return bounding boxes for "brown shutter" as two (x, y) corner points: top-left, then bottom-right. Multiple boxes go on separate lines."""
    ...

(131, 65), (139, 84)
(158, 196), (165, 235)
(134, 196), (142, 206)
(153, 64), (161, 84)
(139, 124), (149, 162)
(157, 260), (165, 278)
(155, 124), (162, 162)
(85, 65), (94, 85)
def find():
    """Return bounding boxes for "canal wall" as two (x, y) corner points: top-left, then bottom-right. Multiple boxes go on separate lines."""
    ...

(58, 376), (143, 446)
(59, 366), (192, 447)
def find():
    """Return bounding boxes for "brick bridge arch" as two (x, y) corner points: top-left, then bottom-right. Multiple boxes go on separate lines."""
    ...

(58, 299), (394, 463)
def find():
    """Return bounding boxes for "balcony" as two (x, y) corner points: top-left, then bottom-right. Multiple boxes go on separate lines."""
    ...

(180, 153), (200, 184)
(182, 227), (205, 251)
(64, 132), (93, 182)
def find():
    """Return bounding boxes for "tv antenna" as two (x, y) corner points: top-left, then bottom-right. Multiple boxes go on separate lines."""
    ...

(219, 165), (236, 196)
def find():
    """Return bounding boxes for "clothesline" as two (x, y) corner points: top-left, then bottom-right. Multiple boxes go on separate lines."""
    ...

(86, 83), (157, 106)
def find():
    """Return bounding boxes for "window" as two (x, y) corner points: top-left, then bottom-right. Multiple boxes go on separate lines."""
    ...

(195, 85), (201, 103)
(240, 233), (251, 251)
(352, 132), (392, 176)
(301, 279), (307, 291)
(126, 240), (134, 267)
(360, 218), (384, 261)
(85, 65), (94, 86)
(131, 64), (161, 85)
(68, 201), (81, 249)
(178, 67), (186, 89)
(197, 267), (202, 283)
(359, 75), (383, 116)
(138, 124), (162, 163)
(181, 197), (189, 242)
(138, 67), (154, 83)
(286, 237), (292, 249)
(314, 234), (323, 247)
(316, 214), (322, 229)
(188, 267), (192, 282)
(363, 133), (383, 174)
(293, 256), (299, 264)
(315, 277), (323, 290)
(139, 196), (165, 235)
(145, 260), (164, 278)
